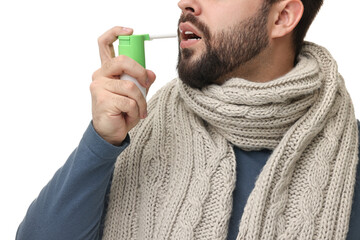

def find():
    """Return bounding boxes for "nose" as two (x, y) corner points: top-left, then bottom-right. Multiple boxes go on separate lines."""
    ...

(178, 0), (201, 16)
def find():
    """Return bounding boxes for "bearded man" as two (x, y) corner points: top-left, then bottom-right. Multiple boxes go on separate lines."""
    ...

(17, 0), (360, 239)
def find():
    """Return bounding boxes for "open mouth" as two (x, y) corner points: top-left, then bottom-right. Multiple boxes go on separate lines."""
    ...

(182, 30), (202, 41)
(179, 23), (203, 49)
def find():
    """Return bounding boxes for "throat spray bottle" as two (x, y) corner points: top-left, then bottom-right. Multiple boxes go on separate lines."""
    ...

(118, 33), (176, 98)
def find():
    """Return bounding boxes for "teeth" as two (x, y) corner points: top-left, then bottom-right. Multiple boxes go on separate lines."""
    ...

(179, 28), (201, 41)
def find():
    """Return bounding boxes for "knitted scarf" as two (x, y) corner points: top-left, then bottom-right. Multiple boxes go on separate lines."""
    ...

(102, 42), (359, 239)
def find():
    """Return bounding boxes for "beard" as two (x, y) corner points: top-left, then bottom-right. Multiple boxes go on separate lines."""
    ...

(177, 3), (271, 89)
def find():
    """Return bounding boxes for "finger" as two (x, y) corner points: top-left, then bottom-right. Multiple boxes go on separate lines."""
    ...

(111, 94), (140, 120)
(145, 70), (156, 94)
(98, 26), (133, 65)
(105, 79), (148, 119)
(100, 55), (149, 88)
(146, 70), (156, 85)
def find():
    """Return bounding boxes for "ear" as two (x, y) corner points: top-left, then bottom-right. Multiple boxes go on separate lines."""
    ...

(269, 0), (304, 39)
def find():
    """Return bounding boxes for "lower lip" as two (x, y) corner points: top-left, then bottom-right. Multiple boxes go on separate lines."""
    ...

(180, 39), (202, 49)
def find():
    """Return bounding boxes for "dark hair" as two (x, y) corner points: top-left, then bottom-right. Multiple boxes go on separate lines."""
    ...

(266, 0), (324, 57)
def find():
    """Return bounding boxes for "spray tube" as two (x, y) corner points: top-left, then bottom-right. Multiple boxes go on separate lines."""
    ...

(118, 33), (176, 98)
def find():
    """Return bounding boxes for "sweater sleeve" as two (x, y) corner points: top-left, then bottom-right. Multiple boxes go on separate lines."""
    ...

(16, 122), (130, 240)
(346, 120), (360, 240)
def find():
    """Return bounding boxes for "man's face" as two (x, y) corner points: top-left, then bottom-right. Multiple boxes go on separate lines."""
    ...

(177, 0), (271, 89)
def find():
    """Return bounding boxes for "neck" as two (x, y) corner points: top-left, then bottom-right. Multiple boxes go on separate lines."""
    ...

(217, 37), (296, 84)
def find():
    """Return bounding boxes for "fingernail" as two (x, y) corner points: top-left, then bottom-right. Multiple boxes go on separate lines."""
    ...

(145, 78), (150, 87)
(143, 111), (148, 119)
(123, 27), (132, 32)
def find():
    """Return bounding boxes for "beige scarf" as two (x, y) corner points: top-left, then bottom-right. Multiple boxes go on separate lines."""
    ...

(102, 42), (359, 239)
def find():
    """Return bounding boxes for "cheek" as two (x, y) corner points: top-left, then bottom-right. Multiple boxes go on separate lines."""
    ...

(205, 1), (263, 32)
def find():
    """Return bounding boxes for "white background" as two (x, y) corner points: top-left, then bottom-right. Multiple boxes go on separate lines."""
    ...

(1, 0), (359, 239)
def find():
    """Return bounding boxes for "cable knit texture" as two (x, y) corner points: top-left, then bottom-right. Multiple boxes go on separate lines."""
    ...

(102, 42), (359, 240)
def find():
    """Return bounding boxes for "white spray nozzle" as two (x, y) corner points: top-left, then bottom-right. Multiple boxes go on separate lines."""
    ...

(149, 33), (177, 40)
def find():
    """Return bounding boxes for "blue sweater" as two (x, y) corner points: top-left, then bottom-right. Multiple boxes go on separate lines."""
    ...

(17, 122), (360, 240)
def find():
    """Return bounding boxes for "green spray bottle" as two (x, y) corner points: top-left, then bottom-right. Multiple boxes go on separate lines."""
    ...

(118, 33), (176, 98)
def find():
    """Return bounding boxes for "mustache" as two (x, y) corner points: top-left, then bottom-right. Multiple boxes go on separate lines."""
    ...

(178, 13), (211, 40)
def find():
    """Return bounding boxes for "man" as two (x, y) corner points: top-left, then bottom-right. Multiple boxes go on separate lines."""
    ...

(17, 0), (360, 239)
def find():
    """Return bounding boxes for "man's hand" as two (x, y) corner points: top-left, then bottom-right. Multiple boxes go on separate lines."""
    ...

(90, 27), (156, 145)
